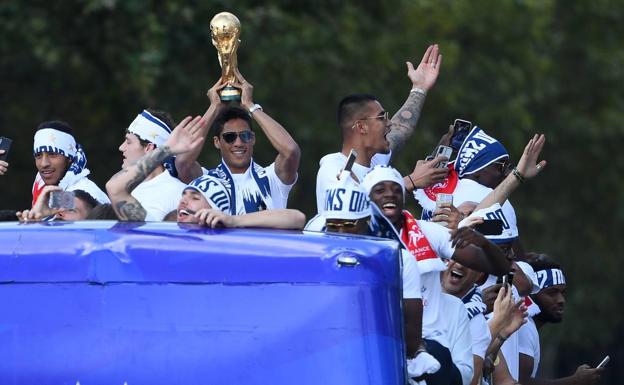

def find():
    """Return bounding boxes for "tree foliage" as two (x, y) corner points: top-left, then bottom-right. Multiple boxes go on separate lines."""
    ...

(1, 0), (622, 380)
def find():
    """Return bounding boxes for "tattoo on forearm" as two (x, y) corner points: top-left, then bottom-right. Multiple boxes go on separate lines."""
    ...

(388, 92), (426, 153)
(114, 200), (147, 221)
(124, 146), (173, 192)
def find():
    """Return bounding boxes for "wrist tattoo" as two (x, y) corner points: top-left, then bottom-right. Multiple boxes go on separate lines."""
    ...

(114, 200), (147, 221)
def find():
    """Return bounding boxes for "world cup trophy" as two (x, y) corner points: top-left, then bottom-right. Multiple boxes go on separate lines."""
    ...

(210, 12), (242, 101)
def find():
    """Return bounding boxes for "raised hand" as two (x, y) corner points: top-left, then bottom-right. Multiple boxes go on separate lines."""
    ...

(572, 364), (603, 385)
(0, 150), (8, 175)
(164, 116), (207, 156)
(233, 68), (254, 110)
(516, 133), (546, 179)
(432, 203), (463, 229)
(450, 226), (488, 249)
(406, 44), (442, 91)
(207, 78), (227, 108)
(406, 155), (449, 190)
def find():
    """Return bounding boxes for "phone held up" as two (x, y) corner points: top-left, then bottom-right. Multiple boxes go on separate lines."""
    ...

(596, 355), (610, 369)
(474, 219), (504, 236)
(450, 118), (473, 151)
(0, 136), (12, 161)
(49, 191), (76, 210)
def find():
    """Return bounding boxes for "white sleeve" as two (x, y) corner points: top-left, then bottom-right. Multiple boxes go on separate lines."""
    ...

(315, 162), (340, 214)
(401, 250), (421, 299)
(444, 294), (474, 385)
(469, 314), (492, 359)
(266, 163), (296, 209)
(418, 220), (455, 259)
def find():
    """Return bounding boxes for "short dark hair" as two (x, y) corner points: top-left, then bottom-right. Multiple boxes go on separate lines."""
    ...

(36, 120), (73, 135)
(525, 252), (562, 272)
(211, 106), (252, 137)
(337, 94), (378, 133)
(86, 203), (118, 220)
(73, 190), (99, 210)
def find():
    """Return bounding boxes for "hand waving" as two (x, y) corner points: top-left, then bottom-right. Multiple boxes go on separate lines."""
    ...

(406, 44), (442, 91)
(516, 134), (547, 179)
(164, 116), (207, 156)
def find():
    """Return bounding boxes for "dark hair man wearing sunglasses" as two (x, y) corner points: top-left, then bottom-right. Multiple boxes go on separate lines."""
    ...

(315, 44), (446, 214)
(175, 70), (300, 215)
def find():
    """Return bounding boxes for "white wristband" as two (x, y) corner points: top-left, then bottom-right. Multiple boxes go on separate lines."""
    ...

(410, 87), (427, 96)
(249, 104), (263, 114)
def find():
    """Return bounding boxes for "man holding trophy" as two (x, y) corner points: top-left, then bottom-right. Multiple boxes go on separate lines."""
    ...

(175, 12), (301, 215)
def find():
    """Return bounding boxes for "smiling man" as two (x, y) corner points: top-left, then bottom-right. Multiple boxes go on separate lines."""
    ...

(31, 120), (109, 207)
(362, 165), (511, 385)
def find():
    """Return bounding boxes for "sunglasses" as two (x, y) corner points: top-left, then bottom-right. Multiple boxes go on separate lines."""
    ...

(221, 131), (254, 144)
(492, 159), (512, 174)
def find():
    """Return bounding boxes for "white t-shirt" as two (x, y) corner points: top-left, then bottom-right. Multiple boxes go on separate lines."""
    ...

(469, 313), (491, 359)
(315, 151), (390, 213)
(411, 220), (455, 344)
(67, 176), (110, 204)
(131, 170), (186, 221)
(518, 317), (540, 378)
(208, 161), (295, 215)
(440, 293), (474, 385)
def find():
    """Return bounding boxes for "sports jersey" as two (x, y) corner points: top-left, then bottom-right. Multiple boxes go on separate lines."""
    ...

(206, 159), (295, 215)
(315, 151), (390, 213)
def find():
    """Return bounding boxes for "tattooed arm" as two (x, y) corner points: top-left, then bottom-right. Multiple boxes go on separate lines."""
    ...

(388, 44), (442, 158)
(106, 116), (207, 221)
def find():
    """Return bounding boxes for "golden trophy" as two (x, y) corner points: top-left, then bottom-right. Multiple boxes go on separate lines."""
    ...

(210, 12), (242, 101)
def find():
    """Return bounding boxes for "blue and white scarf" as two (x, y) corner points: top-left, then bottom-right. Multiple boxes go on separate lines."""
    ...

(462, 285), (487, 320)
(456, 126), (509, 178)
(205, 158), (271, 215)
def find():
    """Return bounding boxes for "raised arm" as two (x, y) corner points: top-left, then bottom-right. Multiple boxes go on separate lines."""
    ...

(234, 69), (300, 185)
(450, 227), (511, 275)
(387, 44), (442, 157)
(106, 116), (206, 221)
(476, 134), (546, 210)
(175, 80), (227, 183)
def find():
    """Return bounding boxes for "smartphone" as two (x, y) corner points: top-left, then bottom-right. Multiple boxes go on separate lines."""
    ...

(434, 145), (453, 168)
(596, 355), (610, 368)
(0, 136), (12, 161)
(450, 119), (473, 151)
(474, 219), (504, 235)
(435, 193), (453, 227)
(49, 191), (76, 209)
(344, 149), (357, 172)
(497, 271), (515, 286)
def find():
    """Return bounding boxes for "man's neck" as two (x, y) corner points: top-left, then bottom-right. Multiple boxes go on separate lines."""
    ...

(144, 166), (165, 182)
(341, 145), (373, 168)
(222, 160), (251, 175)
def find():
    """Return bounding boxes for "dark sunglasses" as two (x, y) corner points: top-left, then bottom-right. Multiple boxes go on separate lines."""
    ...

(221, 131), (254, 144)
(492, 158), (512, 174)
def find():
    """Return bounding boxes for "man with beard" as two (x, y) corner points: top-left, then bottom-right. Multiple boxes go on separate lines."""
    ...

(362, 165), (510, 385)
(518, 254), (604, 385)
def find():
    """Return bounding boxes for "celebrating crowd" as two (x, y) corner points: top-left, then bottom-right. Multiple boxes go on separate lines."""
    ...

(0, 44), (604, 385)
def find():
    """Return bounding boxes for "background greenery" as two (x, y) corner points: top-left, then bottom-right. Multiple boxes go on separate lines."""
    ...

(1, 0), (621, 380)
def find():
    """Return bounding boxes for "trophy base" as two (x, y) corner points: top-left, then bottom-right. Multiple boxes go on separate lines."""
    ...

(219, 86), (241, 102)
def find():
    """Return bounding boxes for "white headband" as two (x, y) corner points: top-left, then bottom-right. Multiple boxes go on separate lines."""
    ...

(516, 261), (541, 294)
(33, 128), (77, 159)
(362, 165), (405, 195)
(127, 110), (172, 147)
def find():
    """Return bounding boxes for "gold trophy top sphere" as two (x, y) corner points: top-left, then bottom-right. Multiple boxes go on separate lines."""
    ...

(210, 12), (241, 89)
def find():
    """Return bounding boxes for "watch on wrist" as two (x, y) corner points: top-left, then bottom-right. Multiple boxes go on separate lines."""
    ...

(249, 103), (263, 114)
